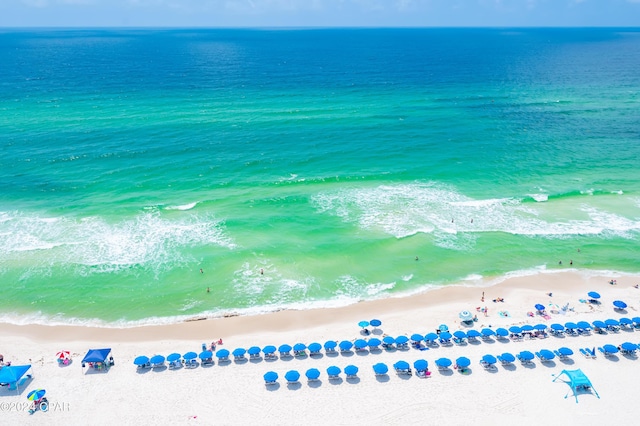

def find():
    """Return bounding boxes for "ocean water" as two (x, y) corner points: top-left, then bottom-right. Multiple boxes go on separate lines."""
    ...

(1, 28), (639, 326)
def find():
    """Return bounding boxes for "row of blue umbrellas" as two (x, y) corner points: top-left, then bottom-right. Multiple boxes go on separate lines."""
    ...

(265, 365), (360, 383)
(134, 350), (216, 366)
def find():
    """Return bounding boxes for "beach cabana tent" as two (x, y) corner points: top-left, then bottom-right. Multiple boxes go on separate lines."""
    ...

(0, 364), (32, 391)
(82, 348), (111, 364)
(552, 369), (600, 403)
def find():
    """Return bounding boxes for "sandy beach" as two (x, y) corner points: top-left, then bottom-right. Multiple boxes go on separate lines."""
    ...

(1, 270), (640, 425)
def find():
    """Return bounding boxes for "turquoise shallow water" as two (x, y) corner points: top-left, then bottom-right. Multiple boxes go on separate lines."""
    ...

(1, 28), (639, 325)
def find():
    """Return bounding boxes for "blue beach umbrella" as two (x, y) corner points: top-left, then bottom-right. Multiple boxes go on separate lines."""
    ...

(354, 339), (368, 349)
(150, 355), (165, 364)
(519, 351), (534, 361)
(535, 304), (545, 311)
(395, 336), (409, 345)
(134, 356), (149, 366)
(439, 332), (452, 340)
(166, 353), (181, 362)
(558, 347), (573, 356)
(383, 336), (396, 345)
(278, 344), (292, 354)
(588, 291), (600, 299)
(576, 321), (592, 330)
(534, 324), (547, 331)
(509, 326), (522, 334)
(339, 340), (353, 351)
(394, 361), (410, 370)
(521, 325), (534, 332)
(215, 349), (230, 358)
(621, 342), (637, 352)
(619, 318), (633, 326)
(263, 371), (278, 383)
(550, 323), (564, 331)
(539, 349), (555, 360)
(358, 321), (370, 329)
(467, 329), (481, 338)
(424, 333), (439, 341)
(482, 355), (497, 365)
(324, 341), (337, 350)
(459, 310), (474, 322)
(603, 344), (619, 354)
(183, 351), (197, 360)
(455, 357), (471, 368)
(633, 317), (640, 325)
(305, 368), (321, 380)
(285, 370), (300, 382)
(500, 352), (516, 363)
(198, 351), (212, 360)
(592, 320), (606, 328)
(495, 328), (509, 337)
(453, 331), (467, 339)
(327, 366), (341, 377)
(370, 319), (382, 328)
(344, 365), (358, 376)
(248, 346), (261, 356)
(373, 363), (388, 374)
(481, 328), (495, 336)
(414, 359), (428, 371)
(435, 357), (452, 368)
(232, 348), (246, 357)
(263, 345), (276, 354)
(605, 319), (620, 327)
(368, 338), (381, 348)
(438, 324), (449, 332)
(613, 300), (627, 309)
(27, 389), (46, 401)
(564, 322), (578, 330)
(308, 343), (322, 353)
(411, 333), (424, 342)
(293, 343), (307, 352)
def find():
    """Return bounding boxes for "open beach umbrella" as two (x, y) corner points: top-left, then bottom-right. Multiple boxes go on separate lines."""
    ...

(519, 351), (534, 361)
(278, 344), (292, 354)
(56, 351), (70, 359)
(232, 348), (246, 357)
(394, 361), (410, 371)
(344, 365), (359, 376)
(183, 351), (197, 360)
(539, 349), (555, 360)
(373, 363), (388, 374)
(383, 336), (396, 345)
(482, 355), (497, 365)
(215, 349), (230, 358)
(424, 333), (439, 341)
(500, 352), (516, 363)
(439, 332), (452, 340)
(263, 371), (278, 383)
(248, 346), (261, 356)
(370, 319), (382, 328)
(481, 328), (496, 336)
(613, 300), (627, 309)
(323, 341), (337, 350)
(358, 321), (370, 329)
(605, 319), (620, 327)
(308, 343), (322, 353)
(339, 340), (353, 351)
(459, 310), (474, 322)
(134, 356), (149, 366)
(368, 338), (381, 348)
(564, 322), (578, 330)
(327, 366), (341, 377)
(414, 359), (428, 371)
(534, 304), (546, 311)
(293, 343), (307, 352)
(27, 389), (46, 401)
(588, 291), (601, 299)
(576, 321), (592, 330)
(411, 333), (424, 342)
(621, 342), (637, 352)
(603, 344), (619, 354)
(632, 317), (640, 325)
(438, 324), (449, 332)
(521, 325), (534, 332)
(455, 357), (471, 368)
(592, 320), (606, 328)
(150, 355), (165, 365)
(534, 324), (548, 331)
(198, 351), (212, 360)
(305, 368), (321, 380)
(395, 336), (409, 345)
(619, 317), (633, 326)
(509, 326), (522, 334)
(467, 329), (481, 338)
(285, 370), (300, 382)
(550, 323), (565, 331)
(263, 345), (276, 355)
(495, 328), (509, 337)
(354, 339), (368, 349)
(558, 347), (573, 356)
(453, 331), (467, 339)
(435, 357), (452, 368)
(167, 353), (181, 362)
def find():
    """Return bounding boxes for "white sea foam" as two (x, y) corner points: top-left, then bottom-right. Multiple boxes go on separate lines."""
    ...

(165, 202), (198, 211)
(530, 193), (549, 202)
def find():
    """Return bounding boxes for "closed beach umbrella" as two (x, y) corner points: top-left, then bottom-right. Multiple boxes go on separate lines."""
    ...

(368, 338), (381, 348)
(370, 319), (382, 328)
(519, 351), (534, 361)
(339, 340), (353, 351)
(354, 339), (368, 349)
(459, 311), (474, 321)
(455, 357), (471, 368)
(576, 321), (592, 330)
(373, 363), (388, 374)
(327, 366), (341, 376)
(613, 300), (627, 309)
(324, 341), (337, 350)
(564, 322), (578, 330)
(183, 351), (197, 360)
(344, 365), (358, 376)
(248, 346), (261, 356)
(232, 348), (246, 357)
(509, 326), (522, 334)
(424, 333), (439, 341)
(279, 344), (292, 353)
(293, 343), (307, 352)
(27, 389), (46, 401)
(539, 349), (555, 360)
(535, 304), (545, 311)
(467, 329), (481, 338)
(603, 344), (619, 354)
(410, 333), (424, 342)
(308, 343), (322, 353)
(305, 368), (321, 380)
(558, 347), (573, 356)
(263, 371), (278, 383)
(150, 355), (165, 364)
(482, 355), (497, 365)
(500, 352), (516, 363)
(588, 291), (600, 299)
(496, 328), (509, 337)
(439, 332), (452, 340)
(393, 361), (410, 370)
(534, 324), (547, 331)
(550, 323), (564, 331)
(358, 321), (370, 329)
(215, 349), (230, 358)
(198, 351), (212, 360)
(592, 320), (606, 328)
(285, 370), (300, 382)
(263, 345), (276, 354)
(134, 356), (149, 366)
(167, 353), (181, 362)
(521, 325), (534, 332)
(414, 359), (428, 371)
(453, 331), (467, 339)
(605, 319), (620, 327)
(435, 357), (452, 368)
(481, 328), (496, 336)
(395, 336), (409, 344)
(383, 336), (396, 345)
(621, 342), (637, 352)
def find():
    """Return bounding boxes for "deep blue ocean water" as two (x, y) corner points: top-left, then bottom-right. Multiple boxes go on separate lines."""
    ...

(1, 28), (639, 325)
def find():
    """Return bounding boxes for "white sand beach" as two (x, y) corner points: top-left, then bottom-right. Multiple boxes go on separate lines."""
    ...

(1, 271), (640, 425)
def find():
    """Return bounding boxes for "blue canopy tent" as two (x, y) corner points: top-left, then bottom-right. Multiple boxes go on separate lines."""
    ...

(373, 363), (388, 375)
(263, 371), (278, 384)
(82, 348), (112, 370)
(552, 369), (600, 403)
(305, 368), (321, 380)
(0, 365), (32, 391)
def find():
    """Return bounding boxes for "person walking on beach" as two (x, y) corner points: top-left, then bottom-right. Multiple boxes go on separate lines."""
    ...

(481, 291), (485, 302)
